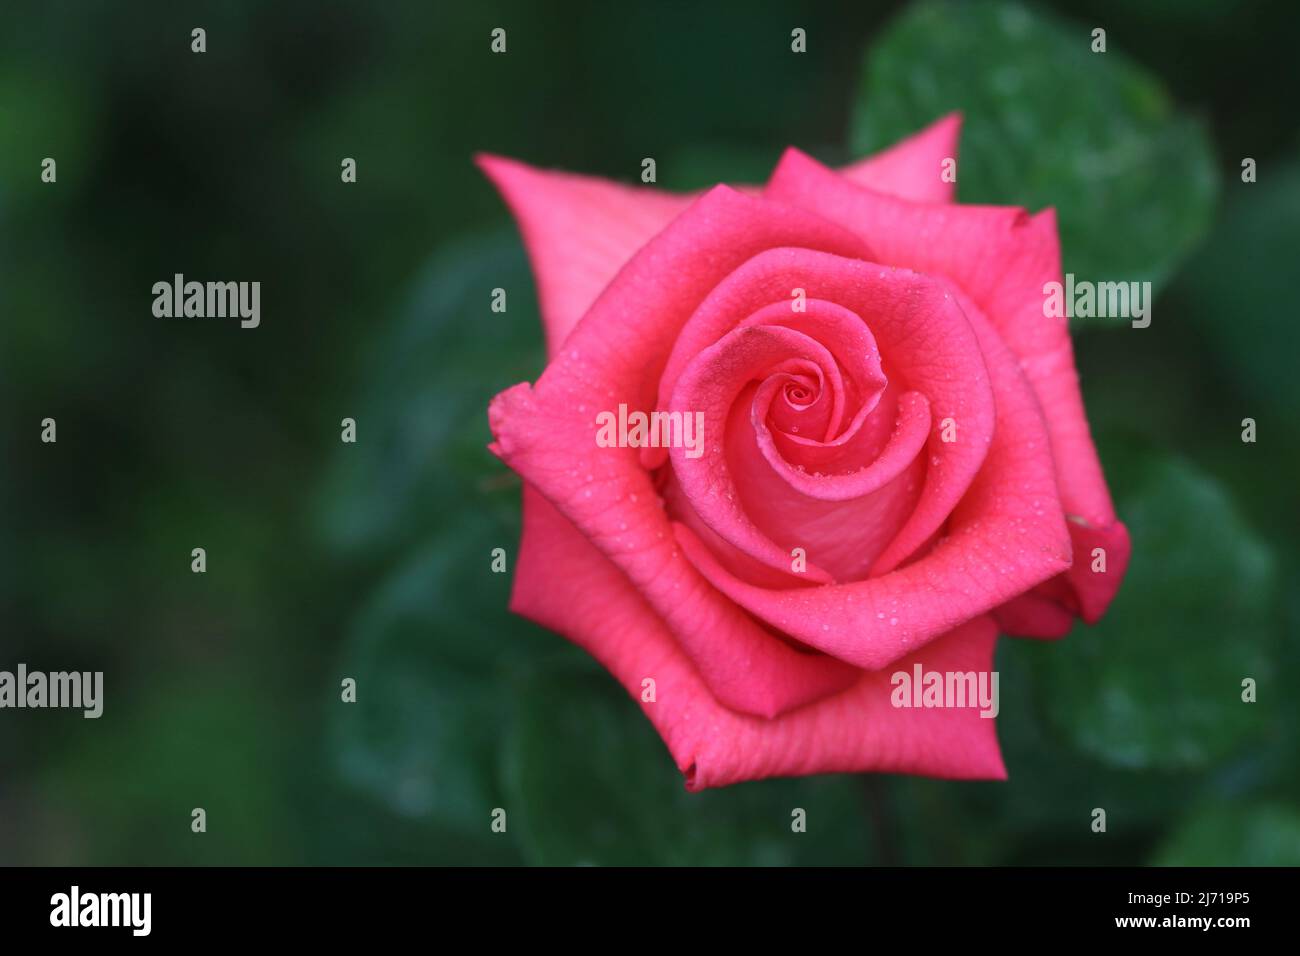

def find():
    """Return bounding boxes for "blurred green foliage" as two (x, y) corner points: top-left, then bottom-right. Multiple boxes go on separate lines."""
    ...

(1, 0), (1297, 865)
(853, 0), (1219, 299)
(1034, 449), (1277, 772)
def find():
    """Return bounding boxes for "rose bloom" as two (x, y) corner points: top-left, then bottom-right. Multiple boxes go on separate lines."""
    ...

(480, 114), (1130, 790)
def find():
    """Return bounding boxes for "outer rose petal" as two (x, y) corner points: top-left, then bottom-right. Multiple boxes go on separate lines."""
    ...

(765, 148), (1129, 625)
(994, 588), (1075, 639)
(476, 154), (692, 356)
(995, 535), (1131, 637)
(840, 112), (962, 204)
(513, 485), (1007, 789)
(476, 116), (961, 358)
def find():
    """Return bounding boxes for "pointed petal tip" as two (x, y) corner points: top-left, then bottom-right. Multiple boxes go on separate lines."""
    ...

(474, 151), (533, 189)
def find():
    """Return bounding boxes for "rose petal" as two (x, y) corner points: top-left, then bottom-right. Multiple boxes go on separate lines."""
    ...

(658, 381), (927, 588)
(476, 153), (692, 356)
(668, 323), (853, 583)
(509, 483), (859, 715)
(663, 247), (996, 580)
(737, 392), (930, 583)
(840, 112), (963, 204)
(766, 148), (1128, 620)
(511, 486), (1007, 789)
(994, 588), (1076, 639)
(1061, 515), (1132, 624)
(477, 116), (962, 358)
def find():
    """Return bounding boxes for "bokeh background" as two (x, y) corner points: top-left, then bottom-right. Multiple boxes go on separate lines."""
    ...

(2, 0), (1297, 865)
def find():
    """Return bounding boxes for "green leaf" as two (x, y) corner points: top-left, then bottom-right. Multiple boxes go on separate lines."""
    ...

(1033, 448), (1279, 771)
(890, 640), (1201, 865)
(312, 229), (543, 562)
(1156, 802), (1300, 866)
(330, 507), (550, 864)
(502, 664), (877, 866)
(851, 0), (1218, 308)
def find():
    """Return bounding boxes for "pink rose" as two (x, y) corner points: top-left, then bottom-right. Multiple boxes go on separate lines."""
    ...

(480, 114), (1130, 790)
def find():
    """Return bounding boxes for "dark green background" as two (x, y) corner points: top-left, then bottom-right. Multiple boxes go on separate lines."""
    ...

(1, 0), (1296, 865)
